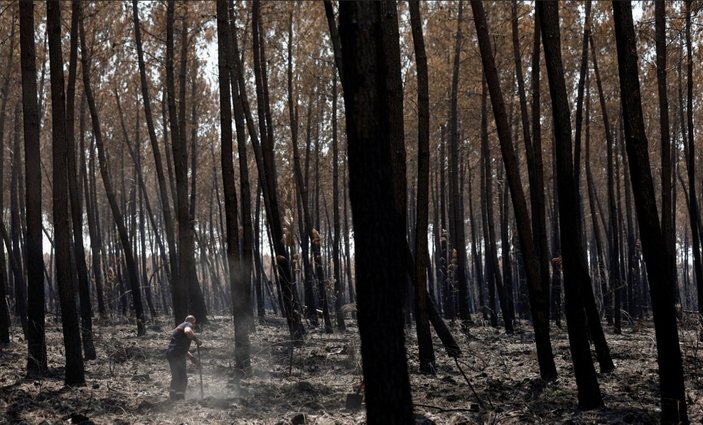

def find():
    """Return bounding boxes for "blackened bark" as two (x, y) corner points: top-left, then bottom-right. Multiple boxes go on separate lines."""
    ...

(530, 13), (552, 317)
(80, 96), (106, 318)
(683, 0), (703, 334)
(47, 0), (85, 385)
(448, 0), (471, 327)
(537, 2), (602, 408)
(612, 3), (688, 422)
(80, 9), (145, 336)
(287, 11), (332, 333)
(409, 0), (436, 373)
(338, 2), (413, 422)
(331, 71), (345, 332)
(0, 15), (15, 344)
(227, 0), (255, 330)
(251, 0), (305, 341)
(589, 35), (614, 324)
(469, 0), (556, 381)
(216, 0), (251, 375)
(165, 0), (188, 325)
(655, 0), (674, 271)
(572, 0), (592, 204)
(20, 0), (47, 375)
(607, 109), (623, 334)
(480, 81), (498, 329)
(65, 0), (95, 361)
(132, 0), (178, 291)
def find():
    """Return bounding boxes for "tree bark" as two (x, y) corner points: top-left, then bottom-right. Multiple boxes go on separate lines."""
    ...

(0, 15), (16, 344)
(251, 0), (305, 342)
(612, 2), (689, 422)
(65, 0), (95, 361)
(216, 0), (251, 375)
(226, 0), (255, 331)
(80, 95), (106, 318)
(409, 0), (436, 373)
(338, 2), (413, 422)
(448, 0), (471, 328)
(132, 0), (177, 293)
(47, 0), (85, 385)
(529, 2), (552, 328)
(286, 11), (332, 333)
(469, 0), (556, 381)
(655, 0), (674, 276)
(20, 0), (47, 375)
(537, 1), (603, 408)
(80, 9), (145, 336)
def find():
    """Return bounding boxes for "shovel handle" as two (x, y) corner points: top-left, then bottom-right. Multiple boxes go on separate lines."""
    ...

(197, 344), (204, 399)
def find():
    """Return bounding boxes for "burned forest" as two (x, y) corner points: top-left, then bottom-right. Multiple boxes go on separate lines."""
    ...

(2, 1), (703, 424)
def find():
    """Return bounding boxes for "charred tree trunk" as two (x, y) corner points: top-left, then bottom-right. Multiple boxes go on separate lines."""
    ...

(409, 0), (436, 373)
(470, 0), (556, 381)
(132, 0), (177, 290)
(65, 0), (95, 361)
(338, 2), (413, 422)
(612, 2), (689, 422)
(286, 12), (332, 333)
(0, 12), (15, 344)
(80, 9), (145, 336)
(682, 0), (703, 336)
(47, 0), (85, 384)
(251, 0), (305, 341)
(448, 0), (471, 328)
(80, 96), (106, 318)
(537, 2), (602, 408)
(655, 0), (674, 282)
(20, 0), (47, 375)
(216, 0), (251, 375)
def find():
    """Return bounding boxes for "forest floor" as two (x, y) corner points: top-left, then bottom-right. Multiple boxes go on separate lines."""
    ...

(1, 313), (703, 424)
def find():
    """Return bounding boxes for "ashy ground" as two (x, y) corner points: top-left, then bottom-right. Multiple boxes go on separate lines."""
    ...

(1, 314), (702, 424)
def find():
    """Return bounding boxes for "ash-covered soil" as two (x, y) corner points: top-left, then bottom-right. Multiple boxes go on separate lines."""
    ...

(1, 314), (702, 424)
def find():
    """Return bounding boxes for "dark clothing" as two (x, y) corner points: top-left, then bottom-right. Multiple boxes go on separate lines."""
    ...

(166, 321), (194, 357)
(167, 354), (187, 400)
(166, 321), (194, 400)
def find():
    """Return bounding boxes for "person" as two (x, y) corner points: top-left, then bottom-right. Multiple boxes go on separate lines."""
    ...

(166, 315), (201, 400)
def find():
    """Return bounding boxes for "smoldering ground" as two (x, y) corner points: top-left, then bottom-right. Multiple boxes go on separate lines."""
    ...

(2, 314), (703, 424)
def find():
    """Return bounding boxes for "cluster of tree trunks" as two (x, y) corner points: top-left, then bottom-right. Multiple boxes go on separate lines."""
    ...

(0, 3), (697, 424)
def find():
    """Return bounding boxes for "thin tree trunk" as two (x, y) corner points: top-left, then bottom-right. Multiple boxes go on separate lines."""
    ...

(20, 0), (47, 375)
(131, 0), (178, 292)
(216, 0), (251, 375)
(65, 0), (95, 361)
(682, 0), (703, 337)
(331, 71), (345, 332)
(80, 9), (145, 336)
(0, 13), (16, 344)
(11, 98), (27, 336)
(612, 2), (689, 422)
(655, 0), (674, 278)
(227, 0), (255, 330)
(530, 11), (552, 320)
(537, 2), (602, 408)
(81, 95), (106, 318)
(607, 107), (623, 335)
(470, 0), (557, 381)
(480, 81), (498, 328)
(286, 11), (332, 333)
(409, 0), (436, 373)
(47, 0), (85, 384)
(251, 0), (304, 341)
(448, 0), (471, 328)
